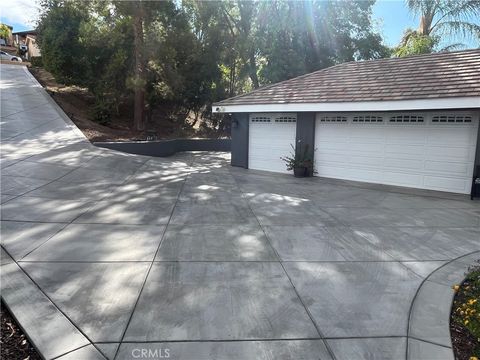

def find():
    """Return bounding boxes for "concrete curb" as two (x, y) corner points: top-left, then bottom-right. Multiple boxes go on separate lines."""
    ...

(406, 251), (480, 360)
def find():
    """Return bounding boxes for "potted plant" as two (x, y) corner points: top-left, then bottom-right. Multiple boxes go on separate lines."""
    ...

(281, 143), (314, 177)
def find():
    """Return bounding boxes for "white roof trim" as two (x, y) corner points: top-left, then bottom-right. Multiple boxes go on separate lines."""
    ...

(212, 96), (480, 113)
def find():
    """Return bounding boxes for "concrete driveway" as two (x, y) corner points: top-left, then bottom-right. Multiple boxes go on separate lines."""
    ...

(1, 64), (480, 360)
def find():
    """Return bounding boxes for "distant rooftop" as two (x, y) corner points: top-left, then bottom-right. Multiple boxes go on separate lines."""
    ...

(12, 30), (38, 36)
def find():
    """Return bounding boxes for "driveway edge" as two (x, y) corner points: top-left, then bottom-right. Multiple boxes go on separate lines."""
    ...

(21, 66), (90, 143)
(0, 246), (105, 359)
(406, 251), (480, 360)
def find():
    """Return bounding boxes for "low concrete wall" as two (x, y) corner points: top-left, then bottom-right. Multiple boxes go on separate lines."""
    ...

(93, 138), (231, 157)
(0, 60), (30, 66)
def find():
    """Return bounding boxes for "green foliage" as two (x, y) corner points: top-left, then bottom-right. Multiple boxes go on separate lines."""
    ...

(257, 0), (390, 84)
(398, 0), (480, 54)
(147, 1), (223, 113)
(90, 97), (114, 125)
(281, 143), (314, 172)
(0, 23), (11, 41)
(393, 29), (438, 56)
(452, 262), (480, 358)
(36, 1), (89, 85)
(37, 0), (134, 119)
(29, 56), (43, 67)
(82, 13), (134, 116)
(36, 0), (389, 132)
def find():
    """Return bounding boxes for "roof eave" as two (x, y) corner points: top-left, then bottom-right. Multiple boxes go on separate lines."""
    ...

(212, 96), (480, 113)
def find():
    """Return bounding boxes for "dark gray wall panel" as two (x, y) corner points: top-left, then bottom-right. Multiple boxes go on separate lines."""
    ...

(474, 110), (480, 177)
(94, 138), (230, 157)
(231, 113), (249, 168)
(296, 112), (316, 175)
(475, 111), (480, 171)
(470, 111), (480, 197)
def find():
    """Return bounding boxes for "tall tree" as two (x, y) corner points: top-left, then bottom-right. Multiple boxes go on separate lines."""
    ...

(132, 1), (146, 131)
(36, 0), (89, 85)
(395, 0), (480, 56)
(257, 0), (389, 84)
(36, 0), (390, 134)
(409, 0), (480, 40)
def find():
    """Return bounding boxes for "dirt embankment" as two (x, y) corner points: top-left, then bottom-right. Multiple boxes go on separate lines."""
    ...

(29, 67), (143, 142)
(28, 67), (228, 142)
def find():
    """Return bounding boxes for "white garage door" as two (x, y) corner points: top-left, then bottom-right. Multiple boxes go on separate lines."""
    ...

(249, 113), (297, 173)
(314, 112), (479, 194)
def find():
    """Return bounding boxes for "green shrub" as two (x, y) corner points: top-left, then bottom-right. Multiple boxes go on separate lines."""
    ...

(280, 143), (315, 172)
(90, 98), (113, 125)
(30, 56), (43, 67)
(36, 3), (88, 85)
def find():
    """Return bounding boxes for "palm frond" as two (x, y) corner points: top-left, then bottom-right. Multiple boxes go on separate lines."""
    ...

(406, 0), (437, 16)
(439, 42), (467, 51)
(434, 20), (480, 41)
(439, 0), (480, 20)
(430, 0), (480, 32)
(399, 28), (418, 46)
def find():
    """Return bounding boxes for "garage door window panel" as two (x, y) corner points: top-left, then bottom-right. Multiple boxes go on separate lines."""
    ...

(432, 115), (472, 123)
(389, 115), (424, 123)
(352, 115), (383, 123)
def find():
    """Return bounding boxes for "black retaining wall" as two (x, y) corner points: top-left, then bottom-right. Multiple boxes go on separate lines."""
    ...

(94, 138), (231, 157)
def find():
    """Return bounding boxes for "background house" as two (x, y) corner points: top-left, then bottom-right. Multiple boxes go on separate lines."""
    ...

(25, 34), (40, 59)
(12, 30), (41, 59)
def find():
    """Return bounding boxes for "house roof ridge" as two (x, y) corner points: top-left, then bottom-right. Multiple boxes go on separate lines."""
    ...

(214, 49), (480, 107)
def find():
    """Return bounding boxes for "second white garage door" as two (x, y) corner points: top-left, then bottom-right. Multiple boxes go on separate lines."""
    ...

(314, 112), (478, 194)
(249, 113), (297, 173)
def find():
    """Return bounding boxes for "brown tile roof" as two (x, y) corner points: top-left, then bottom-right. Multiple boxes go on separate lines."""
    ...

(214, 49), (480, 106)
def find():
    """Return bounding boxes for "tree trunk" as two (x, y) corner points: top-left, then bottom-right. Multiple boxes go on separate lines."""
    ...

(229, 60), (236, 97)
(249, 51), (259, 89)
(133, 1), (145, 131)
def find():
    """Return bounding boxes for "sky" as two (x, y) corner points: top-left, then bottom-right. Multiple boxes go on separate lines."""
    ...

(0, 0), (478, 49)
(372, 0), (479, 49)
(0, 0), (39, 32)
(372, 0), (419, 47)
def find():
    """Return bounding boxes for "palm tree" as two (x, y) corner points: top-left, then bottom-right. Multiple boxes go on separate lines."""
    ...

(407, 0), (480, 49)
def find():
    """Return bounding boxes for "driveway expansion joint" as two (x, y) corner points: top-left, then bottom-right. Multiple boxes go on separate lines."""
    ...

(1, 246), (105, 359)
(406, 251), (480, 360)
(230, 171), (339, 360)
(112, 165), (189, 360)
